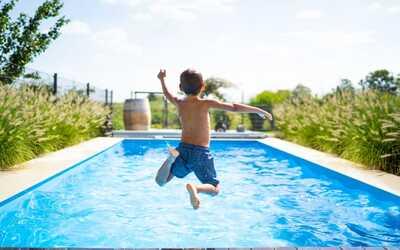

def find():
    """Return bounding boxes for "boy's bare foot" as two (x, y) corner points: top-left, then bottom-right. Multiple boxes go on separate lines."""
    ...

(168, 147), (179, 158)
(186, 183), (200, 209)
(166, 147), (179, 165)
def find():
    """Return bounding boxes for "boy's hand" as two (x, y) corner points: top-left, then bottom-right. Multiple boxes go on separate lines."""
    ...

(157, 69), (166, 80)
(257, 110), (273, 121)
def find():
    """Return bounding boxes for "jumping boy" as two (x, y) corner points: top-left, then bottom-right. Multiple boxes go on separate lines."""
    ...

(155, 69), (272, 209)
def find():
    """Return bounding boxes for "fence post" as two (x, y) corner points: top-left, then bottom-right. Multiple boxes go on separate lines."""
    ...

(110, 90), (113, 107)
(86, 83), (90, 97)
(163, 97), (168, 128)
(53, 73), (58, 95)
(105, 89), (108, 105)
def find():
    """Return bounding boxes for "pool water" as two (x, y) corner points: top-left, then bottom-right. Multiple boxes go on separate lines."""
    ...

(0, 140), (399, 247)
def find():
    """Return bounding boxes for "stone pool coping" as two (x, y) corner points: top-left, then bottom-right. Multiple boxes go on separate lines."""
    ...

(259, 138), (400, 197)
(1, 136), (399, 205)
(0, 137), (123, 204)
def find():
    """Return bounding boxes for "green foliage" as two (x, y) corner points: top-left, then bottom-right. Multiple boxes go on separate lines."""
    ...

(0, 85), (109, 169)
(275, 90), (400, 175)
(359, 69), (399, 94)
(248, 89), (290, 131)
(0, 0), (69, 84)
(111, 103), (124, 130)
(336, 79), (355, 94)
(148, 95), (180, 129)
(250, 90), (291, 107)
(291, 84), (312, 101)
(202, 77), (233, 101)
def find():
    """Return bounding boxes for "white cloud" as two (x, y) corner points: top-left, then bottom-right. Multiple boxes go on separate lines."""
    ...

(93, 28), (142, 56)
(368, 2), (400, 14)
(131, 12), (153, 21)
(368, 2), (383, 11)
(295, 9), (323, 20)
(282, 30), (375, 48)
(388, 6), (400, 14)
(63, 20), (91, 35)
(63, 20), (141, 56)
(101, 0), (237, 21)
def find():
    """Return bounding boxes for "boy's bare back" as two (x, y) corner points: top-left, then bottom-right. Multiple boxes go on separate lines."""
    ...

(176, 96), (212, 147)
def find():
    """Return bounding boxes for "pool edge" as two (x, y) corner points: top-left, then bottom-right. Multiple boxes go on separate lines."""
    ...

(0, 137), (123, 206)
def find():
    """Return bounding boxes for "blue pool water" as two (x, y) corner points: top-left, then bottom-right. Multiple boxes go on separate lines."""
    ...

(0, 140), (399, 247)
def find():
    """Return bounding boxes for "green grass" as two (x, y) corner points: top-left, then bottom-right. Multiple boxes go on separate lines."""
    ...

(0, 85), (110, 169)
(274, 90), (400, 175)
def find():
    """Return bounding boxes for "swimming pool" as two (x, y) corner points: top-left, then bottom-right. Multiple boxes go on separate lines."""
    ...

(0, 139), (399, 247)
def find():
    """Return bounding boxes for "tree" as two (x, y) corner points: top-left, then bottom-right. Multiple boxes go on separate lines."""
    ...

(0, 0), (69, 84)
(292, 84), (312, 100)
(335, 78), (355, 96)
(359, 69), (398, 94)
(250, 90), (291, 107)
(248, 89), (291, 131)
(201, 77), (233, 101)
(338, 79), (354, 92)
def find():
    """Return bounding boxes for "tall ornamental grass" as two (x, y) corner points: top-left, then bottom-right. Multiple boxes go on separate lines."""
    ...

(0, 85), (110, 169)
(274, 91), (400, 175)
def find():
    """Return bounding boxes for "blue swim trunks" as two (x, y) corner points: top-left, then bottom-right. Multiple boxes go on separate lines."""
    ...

(171, 142), (219, 187)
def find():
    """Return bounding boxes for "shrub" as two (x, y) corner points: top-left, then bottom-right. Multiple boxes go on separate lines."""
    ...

(0, 85), (109, 169)
(274, 90), (400, 175)
(249, 90), (291, 131)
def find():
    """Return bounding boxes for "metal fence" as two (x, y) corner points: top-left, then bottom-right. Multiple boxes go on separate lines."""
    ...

(0, 65), (113, 105)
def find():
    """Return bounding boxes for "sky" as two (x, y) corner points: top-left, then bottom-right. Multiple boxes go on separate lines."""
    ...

(15, 0), (400, 101)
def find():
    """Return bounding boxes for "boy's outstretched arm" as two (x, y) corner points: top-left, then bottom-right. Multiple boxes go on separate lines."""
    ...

(157, 69), (178, 105)
(206, 100), (273, 120)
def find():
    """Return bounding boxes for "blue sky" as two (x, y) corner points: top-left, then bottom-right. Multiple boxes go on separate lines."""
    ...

(18, 0), (400, 101)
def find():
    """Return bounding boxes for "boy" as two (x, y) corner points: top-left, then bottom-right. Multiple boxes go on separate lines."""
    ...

(155, 69), (272, 209)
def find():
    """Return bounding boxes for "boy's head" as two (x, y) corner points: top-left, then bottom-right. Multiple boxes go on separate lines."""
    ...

(180, 69), (204, 96)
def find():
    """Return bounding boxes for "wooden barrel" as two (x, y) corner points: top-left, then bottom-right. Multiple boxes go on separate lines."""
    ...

(123, 98), (151, 130)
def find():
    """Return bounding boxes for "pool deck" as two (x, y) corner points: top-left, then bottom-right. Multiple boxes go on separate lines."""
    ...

(1, 135), (399, 206)
(0, 137), (123, 204)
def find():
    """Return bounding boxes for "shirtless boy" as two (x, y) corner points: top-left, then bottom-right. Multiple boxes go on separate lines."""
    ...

(155, 69), (272, 209)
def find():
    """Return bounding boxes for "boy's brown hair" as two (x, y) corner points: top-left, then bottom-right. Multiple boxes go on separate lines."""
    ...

(180, 69), (204, 96)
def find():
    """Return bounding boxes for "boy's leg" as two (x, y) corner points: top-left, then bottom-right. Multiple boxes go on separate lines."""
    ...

(155, 148), (179, 186)
(186, 183), (220, 209)
(196, 183), (220, 195)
